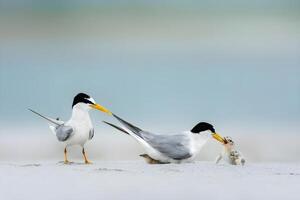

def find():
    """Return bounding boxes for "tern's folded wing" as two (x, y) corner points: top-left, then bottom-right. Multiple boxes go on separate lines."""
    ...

(141, 131), (192, 160)
(55, 125), (73, 142)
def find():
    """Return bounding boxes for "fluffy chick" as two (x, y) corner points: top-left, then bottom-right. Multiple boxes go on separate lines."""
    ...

(215, 136), (245, 166)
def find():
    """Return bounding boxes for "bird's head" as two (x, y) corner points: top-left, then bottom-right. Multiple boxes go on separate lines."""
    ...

(223, 136), (234, 145)
(190, 122), (225, 144)
(72, 93), (112, 115)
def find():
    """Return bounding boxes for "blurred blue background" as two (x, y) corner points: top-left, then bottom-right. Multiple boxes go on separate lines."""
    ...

(0, 1), (299, 161)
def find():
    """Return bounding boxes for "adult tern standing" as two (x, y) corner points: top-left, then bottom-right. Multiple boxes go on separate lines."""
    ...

(29, 93), (112, 164)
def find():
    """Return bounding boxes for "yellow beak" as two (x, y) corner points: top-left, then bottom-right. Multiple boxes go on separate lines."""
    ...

(212, 132), (225, 144)
(90, 104), (112, 115)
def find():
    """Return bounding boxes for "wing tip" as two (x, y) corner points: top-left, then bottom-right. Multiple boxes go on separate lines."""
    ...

(28, 108), (60, 126)
(102, 120), (130, 135)
(111, 113), (143, 134)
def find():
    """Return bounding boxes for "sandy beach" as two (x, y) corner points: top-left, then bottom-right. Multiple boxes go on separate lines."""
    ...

(1, 129), (300, 200)
(1, 161), (299, 200)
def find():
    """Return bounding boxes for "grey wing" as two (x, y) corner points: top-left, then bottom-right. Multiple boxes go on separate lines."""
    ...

(55, 125), (73, 142)
(89, 128), (94, 140)
(141, 131), (192, 160)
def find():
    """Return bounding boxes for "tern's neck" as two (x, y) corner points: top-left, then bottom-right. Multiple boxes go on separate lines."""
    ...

(188, 131), (210, 153)
(71, 106), (91, 122)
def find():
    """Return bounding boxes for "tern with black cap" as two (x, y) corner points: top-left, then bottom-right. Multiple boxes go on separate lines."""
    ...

(29, 93), (112, 164)
(103, 114), (225, 164)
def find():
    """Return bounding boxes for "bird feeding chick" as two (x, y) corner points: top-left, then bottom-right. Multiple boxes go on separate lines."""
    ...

(103, 116), (226, 164)
(215, 136), (245, 166)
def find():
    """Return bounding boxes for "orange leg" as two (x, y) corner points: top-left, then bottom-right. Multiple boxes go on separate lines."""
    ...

(82, 148), (92, 164)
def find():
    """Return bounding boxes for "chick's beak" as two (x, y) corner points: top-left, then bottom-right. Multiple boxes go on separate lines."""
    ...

(90, 103), (112, 115)
(212, 132), (225, 144)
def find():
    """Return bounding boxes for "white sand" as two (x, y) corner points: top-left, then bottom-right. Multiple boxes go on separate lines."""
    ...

(1, 161), (299, 200)
(1, 128), (300, 199)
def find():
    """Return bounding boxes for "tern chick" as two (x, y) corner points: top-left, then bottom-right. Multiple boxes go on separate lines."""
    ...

(215, 136), (245, 166)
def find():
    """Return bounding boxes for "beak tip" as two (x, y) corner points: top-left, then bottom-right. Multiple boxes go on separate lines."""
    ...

(212, 132), (226, 144)
(90, 103), (112, 115)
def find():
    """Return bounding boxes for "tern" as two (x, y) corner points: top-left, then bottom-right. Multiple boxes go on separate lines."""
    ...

(103, 114), (225, 164)
(29, 93), (112, 164)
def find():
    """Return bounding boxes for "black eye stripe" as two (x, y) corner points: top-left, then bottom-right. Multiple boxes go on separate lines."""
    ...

(81, 98), (93, 105)
(85, 99), (94, 105)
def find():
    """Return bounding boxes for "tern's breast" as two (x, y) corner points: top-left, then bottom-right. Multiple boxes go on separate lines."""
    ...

(65, 118), (93, 146)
